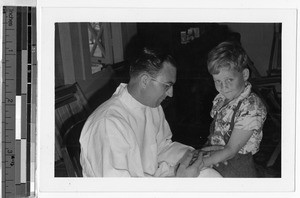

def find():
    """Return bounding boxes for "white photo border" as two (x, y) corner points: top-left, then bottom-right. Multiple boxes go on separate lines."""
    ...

(37, 5), (298, 198)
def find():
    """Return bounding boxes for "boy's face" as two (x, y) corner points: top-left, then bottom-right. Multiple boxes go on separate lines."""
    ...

(212, 68), (249, 101)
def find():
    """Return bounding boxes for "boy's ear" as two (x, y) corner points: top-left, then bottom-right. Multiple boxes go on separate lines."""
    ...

(242, 68), (250, 81)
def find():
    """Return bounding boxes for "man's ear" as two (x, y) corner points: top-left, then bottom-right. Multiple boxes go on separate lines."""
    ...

(139, 73), (150, 88)
(242, 68), (250, 81)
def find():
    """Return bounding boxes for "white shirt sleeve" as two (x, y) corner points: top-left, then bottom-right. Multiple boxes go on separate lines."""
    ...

(80, 117), (144, 177)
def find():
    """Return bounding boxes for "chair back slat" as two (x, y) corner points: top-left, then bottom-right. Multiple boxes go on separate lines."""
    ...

(55, 83), (90, 177)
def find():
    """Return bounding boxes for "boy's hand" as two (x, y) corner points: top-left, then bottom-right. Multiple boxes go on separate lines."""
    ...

(214, 160), (228, 167)
(201, 145), (228, 167)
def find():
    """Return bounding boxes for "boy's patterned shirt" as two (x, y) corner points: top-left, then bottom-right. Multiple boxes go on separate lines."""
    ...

(209, 82), (267, 154)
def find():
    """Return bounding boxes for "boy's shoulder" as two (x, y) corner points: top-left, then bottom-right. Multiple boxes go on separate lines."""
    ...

(243, 92), (266, 109)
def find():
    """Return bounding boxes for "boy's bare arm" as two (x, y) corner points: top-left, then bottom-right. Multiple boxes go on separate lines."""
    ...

(202, 128), (254, 167)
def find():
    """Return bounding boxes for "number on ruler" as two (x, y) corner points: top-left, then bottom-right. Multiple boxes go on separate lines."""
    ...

(7, 149), (13, 154)
(6, 98), (14, 103)
(10, 155), (15, 167)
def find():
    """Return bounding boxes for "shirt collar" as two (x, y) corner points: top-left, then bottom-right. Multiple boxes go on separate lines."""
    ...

(213, 81), (252, 110)
(117, 83), (147, 110)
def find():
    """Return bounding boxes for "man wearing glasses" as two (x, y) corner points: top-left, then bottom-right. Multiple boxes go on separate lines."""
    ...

(79, 47), (221, 177)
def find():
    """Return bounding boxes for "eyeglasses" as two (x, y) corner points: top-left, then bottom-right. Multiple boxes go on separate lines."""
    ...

(149, 77), (174, 91)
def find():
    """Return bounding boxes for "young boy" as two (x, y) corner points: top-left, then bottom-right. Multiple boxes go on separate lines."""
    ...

(200, 41), (267, 177)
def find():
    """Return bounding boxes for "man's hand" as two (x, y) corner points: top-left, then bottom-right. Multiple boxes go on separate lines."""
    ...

(175, 150), (204, 177)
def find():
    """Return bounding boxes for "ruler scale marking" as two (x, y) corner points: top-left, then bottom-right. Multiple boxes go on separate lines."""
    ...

(2, 7), (17, 198)
(2, 6), (36, 198)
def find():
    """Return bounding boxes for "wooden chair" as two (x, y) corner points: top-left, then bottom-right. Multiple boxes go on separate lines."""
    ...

(55, 83), (91, 177)
(251, 78), (281, 174)
(62, 119), (86, 177)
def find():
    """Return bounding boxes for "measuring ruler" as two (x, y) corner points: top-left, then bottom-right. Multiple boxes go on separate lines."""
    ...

(2, 6), (37, 198)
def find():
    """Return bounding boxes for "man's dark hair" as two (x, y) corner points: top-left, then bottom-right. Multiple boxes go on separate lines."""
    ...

(129, 47), (177, 78)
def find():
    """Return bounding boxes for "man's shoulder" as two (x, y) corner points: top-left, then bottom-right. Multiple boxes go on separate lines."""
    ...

(92, 95), (126, 117)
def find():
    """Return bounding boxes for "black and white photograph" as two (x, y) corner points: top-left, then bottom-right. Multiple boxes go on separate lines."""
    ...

(35, 1), (298, 198)
(54, 22), (282, 179)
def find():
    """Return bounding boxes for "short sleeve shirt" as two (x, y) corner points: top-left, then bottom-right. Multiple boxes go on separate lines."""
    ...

(209, 82), (267, 155)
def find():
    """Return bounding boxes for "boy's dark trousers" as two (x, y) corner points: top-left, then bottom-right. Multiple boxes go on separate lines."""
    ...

(213, 152), (257, 177)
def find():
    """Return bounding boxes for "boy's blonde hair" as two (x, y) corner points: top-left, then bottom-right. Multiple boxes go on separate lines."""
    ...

(207, 41), (250, 75)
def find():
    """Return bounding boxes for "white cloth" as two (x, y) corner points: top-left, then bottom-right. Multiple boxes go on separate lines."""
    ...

(80, 83), (221, 177)
(198, 168), (222, 177)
